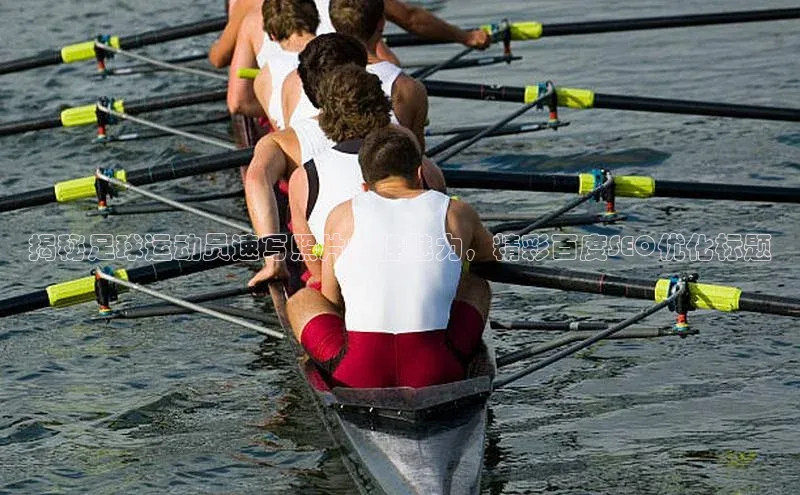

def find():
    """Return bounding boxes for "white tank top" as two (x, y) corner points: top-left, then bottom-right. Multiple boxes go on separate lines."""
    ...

(366, 61), (402, 99)
(305, 140), (363, 243)
(314, 0), (335, 35)
(288, 61), (401, 127)
(293, 117), (336, 164)
(265, 49), (300, 130)
(335, 190), (462, 333)
(255, 34), (278, 68)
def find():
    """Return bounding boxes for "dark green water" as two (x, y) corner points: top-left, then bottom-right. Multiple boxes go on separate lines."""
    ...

(1, 0), (799, 493)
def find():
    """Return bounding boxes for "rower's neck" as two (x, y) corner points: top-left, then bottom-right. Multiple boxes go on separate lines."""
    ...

(280, 32), (315, 52)
(371, 178), (423, 199)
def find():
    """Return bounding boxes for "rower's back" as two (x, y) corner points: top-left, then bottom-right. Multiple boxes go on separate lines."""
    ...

(335, 189), (462, 333)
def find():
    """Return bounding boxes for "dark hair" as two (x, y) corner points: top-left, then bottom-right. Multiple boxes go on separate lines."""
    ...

(318, 64), (391, 142)
(329, 0), (384, 43)
(359, 126), (422, 185)
(297, 33), (368, 108)
(262, 0), (319, 41)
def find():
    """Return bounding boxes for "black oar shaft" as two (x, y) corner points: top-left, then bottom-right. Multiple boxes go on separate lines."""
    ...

(541, 8), (800, 36)
(443, 169), (577, 192)
(0, 148), (252, 213)
(0, 17), (226, 75)
(0, 88), (226, 137)
(384, 8), (800, 47)
(593, 93), (800, 122)
(0, 239), (281, 318)
(118, 17), (226, 50)
(0, 51), (62, 75)
(472, 262), (800, 318)
(653, 180), (800, 203)
(424, 80), (800, 122)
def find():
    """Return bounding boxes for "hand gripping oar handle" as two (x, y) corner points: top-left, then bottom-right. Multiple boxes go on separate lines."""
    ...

(384, 7), (800, 47)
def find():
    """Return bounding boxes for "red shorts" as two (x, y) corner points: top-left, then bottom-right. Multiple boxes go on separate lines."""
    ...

(300, 301), (485, 388)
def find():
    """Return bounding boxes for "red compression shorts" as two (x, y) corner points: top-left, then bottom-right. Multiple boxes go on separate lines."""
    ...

(300, 301), (485, 388)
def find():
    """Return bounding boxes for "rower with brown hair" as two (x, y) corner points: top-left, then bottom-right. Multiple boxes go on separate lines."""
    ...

(286, 125), (496, 389)
(287, 63), (445, 285)
(329, 0), (428, 147)
(251, 0), (318, 129)
(210, 0), (490, 127)
(245, 34), (413, 286)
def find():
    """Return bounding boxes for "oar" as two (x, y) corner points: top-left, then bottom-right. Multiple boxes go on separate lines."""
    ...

(94, 268), (283, 339)
(0, 16), (227, 75)
(384, 7), (800, 47)
(443, 169), (800, 204)
(471, 262), (800, 318)
(424, 80), (800, 122)
(0, 148), (252, 213)
(0, 88), (226, 137)
(0, 238), (283, 318)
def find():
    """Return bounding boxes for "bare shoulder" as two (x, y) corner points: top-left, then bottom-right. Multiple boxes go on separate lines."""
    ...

(327, 200), (354, 228)
(394, 73), (427, 101)
(447, 196), (479, 220)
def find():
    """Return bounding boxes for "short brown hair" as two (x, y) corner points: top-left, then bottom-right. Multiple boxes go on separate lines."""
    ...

(329, 0), (384, 42)
(359, 126), (422, 185)
(262, 0), (319, 41)
(317, 64), (391, 142)
(298, 33), (368, 109)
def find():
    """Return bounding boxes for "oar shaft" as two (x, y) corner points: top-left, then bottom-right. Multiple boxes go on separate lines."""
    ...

(443, 169), (800, 204)
(541, 8), (800, 36)
(593, 93), (800, 122)
(384, 7), (800, 47)
(424, 80), (800, 122)
(0, 89), (226, 136)
(0, 239), (282, 318)
(117, 17), (226, 50)
(0, 148), (252, 213)
(472, 262), (800, 318)
(0, 17), (226, 75)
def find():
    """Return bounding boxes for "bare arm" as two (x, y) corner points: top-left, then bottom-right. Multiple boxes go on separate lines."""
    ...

(384, 0), (491, 49)
(252, 67), (273, 120)
(447, 199), (499, 262)
(225, 15), (265, 116)
(320, 202), (353, 309)
(392, 75), (427, 150)
(245, 130), (302, 285)
(209, 0), (257, 67)
(281, 70), (303, 127)
(288, 166), (323, 280)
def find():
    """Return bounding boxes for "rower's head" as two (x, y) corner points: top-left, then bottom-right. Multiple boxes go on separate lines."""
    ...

(317, 64), (391, 142)
(298, 33), (368, 109)
(359, 125), (424, 191)
(262, 0), (320, 41)
(329, 0), (385, 46)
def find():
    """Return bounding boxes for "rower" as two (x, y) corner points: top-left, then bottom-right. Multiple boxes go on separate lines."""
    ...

(251, 0), (318, 130)
(209, 0), (491, 119)
(286, 125), (496, 389)
(288, 63), (446, 285)
(244, 35), (378, 285)
(329, 0), (428, 147)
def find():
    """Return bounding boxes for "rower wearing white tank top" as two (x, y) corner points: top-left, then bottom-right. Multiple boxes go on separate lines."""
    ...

(329, 0), (429, 148)
(244, 39), (402, 287)
(287, 64), (445, 285)
(209, 0), (491, 118)
(251, 0), (317, 130)
(286, 126), (496, 389)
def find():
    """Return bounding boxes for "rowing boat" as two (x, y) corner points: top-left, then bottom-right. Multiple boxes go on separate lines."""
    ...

(230, 116), (496, 493)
